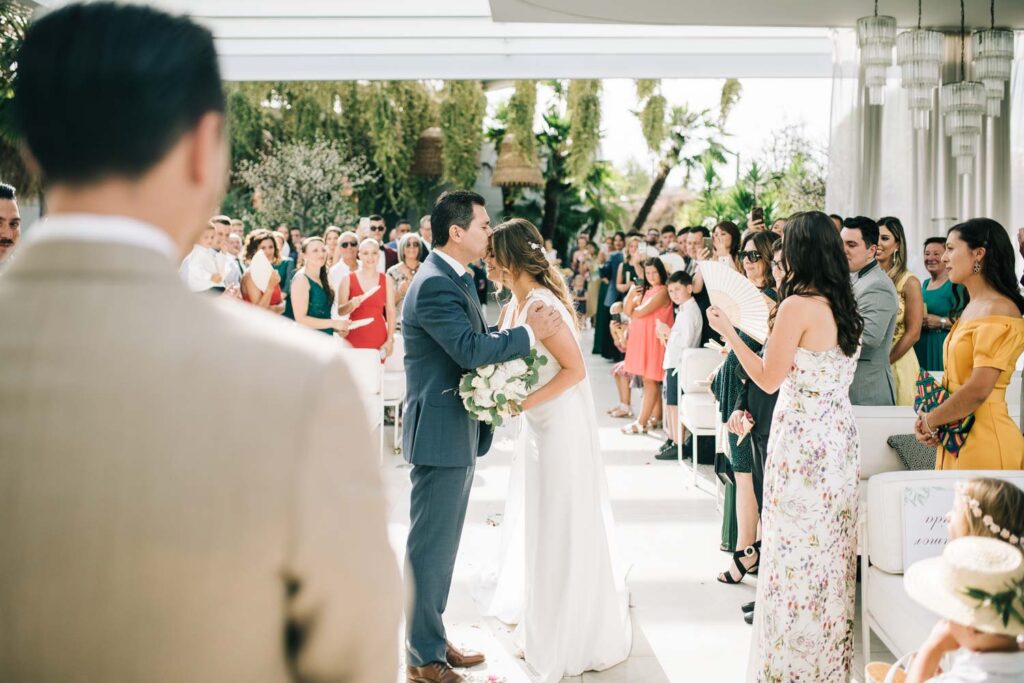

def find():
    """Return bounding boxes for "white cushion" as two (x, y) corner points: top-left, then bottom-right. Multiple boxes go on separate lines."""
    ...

(866, 470), (1024, 575)
(382, 372), (406, 402)
(680, 393), (717, 431)
(679, 348), (721, 394)
(865, 566), (937, 658)
(853, 405), (916, 480)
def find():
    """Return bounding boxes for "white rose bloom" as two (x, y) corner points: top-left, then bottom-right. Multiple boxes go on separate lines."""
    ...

(474, 388), (496, 408)
(505, 358), (528, 376)
(478, 364), (495, 378)
(489, 368), (510, 388)
(471, 375), (488, 390)
(505, 380), (528, 399)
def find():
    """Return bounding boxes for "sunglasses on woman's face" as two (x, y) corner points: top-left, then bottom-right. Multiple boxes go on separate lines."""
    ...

(340, 241), (358, 248)
(770, 260), (783, 270)
(740, 251), (762, 262)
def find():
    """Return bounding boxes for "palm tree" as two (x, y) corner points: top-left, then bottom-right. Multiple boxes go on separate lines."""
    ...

(631, 79), (741, 230)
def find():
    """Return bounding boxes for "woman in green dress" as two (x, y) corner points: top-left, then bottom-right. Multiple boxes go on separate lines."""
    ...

(284, 237), (350, 337)
(915, 236), (960, 372)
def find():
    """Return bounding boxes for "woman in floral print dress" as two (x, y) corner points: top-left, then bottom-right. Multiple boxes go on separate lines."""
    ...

(708, 211), (864, 682)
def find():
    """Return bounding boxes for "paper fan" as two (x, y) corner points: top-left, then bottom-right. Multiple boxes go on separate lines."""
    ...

(248, 249), (273, 292)
(699, 261), (770, 344)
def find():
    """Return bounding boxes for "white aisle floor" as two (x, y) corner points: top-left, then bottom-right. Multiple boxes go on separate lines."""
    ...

(382, 325), (894, 683)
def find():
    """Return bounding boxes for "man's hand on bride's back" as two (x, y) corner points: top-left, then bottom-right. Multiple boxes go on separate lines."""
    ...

(526, 301), (563, 340)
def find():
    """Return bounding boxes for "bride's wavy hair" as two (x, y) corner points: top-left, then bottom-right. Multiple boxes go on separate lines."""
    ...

(490, 218), (578, 327)
(773, 211), (863, 357)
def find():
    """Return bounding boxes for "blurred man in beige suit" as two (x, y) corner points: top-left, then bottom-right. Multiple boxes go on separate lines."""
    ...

(0, 3), (400, 681)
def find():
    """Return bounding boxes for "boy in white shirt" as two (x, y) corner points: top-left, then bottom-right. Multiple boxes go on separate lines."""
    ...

(655, 270), (703, 460)
(184, 224), (225, 293)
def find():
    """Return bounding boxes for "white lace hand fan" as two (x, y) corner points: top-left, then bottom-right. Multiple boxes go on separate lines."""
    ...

(700, 261), (769, 344)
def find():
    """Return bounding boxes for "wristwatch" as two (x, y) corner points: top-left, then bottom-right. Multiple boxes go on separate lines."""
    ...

(940, 317), (949, 330)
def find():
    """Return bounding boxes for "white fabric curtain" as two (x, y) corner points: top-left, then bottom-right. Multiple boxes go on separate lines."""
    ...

(826, 29), (1024, 278)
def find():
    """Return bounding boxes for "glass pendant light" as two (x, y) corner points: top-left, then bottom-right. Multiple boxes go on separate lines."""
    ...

(896, 0), (943, 129)
(972, 0), (1015, 118)
(941, 0), (987, 176)
(857, 0), (896, 105)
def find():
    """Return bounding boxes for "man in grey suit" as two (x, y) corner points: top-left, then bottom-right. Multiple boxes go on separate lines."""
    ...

(841, 216), (899, 406)
(0, 4), (399, 681)
(401, 191), (562, 683)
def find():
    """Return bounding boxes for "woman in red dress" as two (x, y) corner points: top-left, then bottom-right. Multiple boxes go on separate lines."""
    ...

(337, 238), (396, 357)
(622, 256), (674, 434)
(240, 229), (285, 314)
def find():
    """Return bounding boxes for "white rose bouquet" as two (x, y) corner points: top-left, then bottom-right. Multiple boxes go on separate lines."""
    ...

(457, 349), (548, 426)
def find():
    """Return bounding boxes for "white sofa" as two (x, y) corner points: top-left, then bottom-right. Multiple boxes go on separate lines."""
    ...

(861, 470), (1024, 661)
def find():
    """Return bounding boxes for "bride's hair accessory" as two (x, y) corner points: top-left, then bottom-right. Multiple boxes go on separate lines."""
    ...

(956, 481), (1023, 547)
(529, 242), (544, 253)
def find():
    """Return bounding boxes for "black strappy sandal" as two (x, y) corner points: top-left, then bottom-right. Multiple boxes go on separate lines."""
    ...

(716, 542), (759, 584)
(748, 540), (761, 575)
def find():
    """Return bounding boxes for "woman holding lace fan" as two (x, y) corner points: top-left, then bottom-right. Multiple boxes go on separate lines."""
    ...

(914, 218), (1024, 469)
(707, 211), (864, 682)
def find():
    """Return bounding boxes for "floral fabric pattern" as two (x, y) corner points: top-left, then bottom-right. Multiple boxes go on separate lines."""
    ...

(750, 346), (861, 683)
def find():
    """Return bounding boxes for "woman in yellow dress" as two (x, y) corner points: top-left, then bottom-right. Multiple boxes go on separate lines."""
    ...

(877, 217), (922, 405)
(915, 218), (1024, 469)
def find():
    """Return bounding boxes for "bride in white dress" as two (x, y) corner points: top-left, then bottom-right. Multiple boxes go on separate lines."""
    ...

(481, 218), (631, 682)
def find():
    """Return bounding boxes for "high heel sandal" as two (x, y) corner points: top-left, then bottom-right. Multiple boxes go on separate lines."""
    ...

(748, 541), (761, 575)
(646, 416), (663, 430)
(716, 542), (759, 584)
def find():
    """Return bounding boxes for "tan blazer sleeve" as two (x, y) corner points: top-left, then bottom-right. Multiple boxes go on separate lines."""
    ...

(286, 355), (401, 682)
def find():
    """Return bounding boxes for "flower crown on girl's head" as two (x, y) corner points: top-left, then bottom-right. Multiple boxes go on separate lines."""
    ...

(956, 481), (1023, 548)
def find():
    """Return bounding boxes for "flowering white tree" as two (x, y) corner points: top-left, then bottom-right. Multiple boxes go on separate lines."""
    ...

(236, 139), (376, 233)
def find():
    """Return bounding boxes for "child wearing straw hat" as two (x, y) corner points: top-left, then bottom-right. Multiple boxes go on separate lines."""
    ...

(899, 536), (1024, 682)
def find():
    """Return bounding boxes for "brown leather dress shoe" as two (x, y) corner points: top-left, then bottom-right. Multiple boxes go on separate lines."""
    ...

(407, 662), (465, 683)
(445, 641), (486, 668)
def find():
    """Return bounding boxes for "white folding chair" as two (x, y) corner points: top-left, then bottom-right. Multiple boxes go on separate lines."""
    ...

(382, 334), (406, 455)
(340, 347), (385, 463)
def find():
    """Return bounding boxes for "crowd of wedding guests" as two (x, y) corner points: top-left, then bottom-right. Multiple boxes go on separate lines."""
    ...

(176, 212), (439, 361)
(572, 209), (1024, 680)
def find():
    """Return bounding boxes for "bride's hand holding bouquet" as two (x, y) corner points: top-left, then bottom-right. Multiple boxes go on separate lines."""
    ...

(458, 350), (548, 426)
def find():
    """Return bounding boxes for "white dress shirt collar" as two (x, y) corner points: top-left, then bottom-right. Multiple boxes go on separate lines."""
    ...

(433, 247), (468, 278)
(24, 213), (179, 262)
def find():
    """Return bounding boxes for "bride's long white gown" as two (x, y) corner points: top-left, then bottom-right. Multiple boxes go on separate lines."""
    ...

(483, 288), (631, 682)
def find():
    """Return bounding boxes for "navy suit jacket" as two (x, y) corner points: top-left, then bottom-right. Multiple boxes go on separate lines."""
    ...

(401, 251), (531, 467)
(600, 251), (625, 307)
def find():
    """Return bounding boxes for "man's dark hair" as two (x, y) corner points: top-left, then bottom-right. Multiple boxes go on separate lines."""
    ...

(676, 226), (691, 235)
(829, 213), (844, 223)
(396, 219), (411, 228)
(613, 231), (626, 241)
(667, 270), (693, 286)
(430, 191), (486, 249)
(14, 2), (224, 185)
(689, 226), (710, 238)
(661, 225), (677, 235)
(842, 216), (880, 247)
(368, 214), (385, 223)
(0, 183), (16, 201)
(923, 236), (946, 248)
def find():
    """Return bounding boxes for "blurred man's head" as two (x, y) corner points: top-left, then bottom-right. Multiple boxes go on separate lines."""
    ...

(418, 215), (433, 245)
(645, 228), (659, 246)
(367, 214), (387, 244)
(225, 232), (242, 256)
(0, 183), (21, 261)
(13, 3), (227, 252)
(395, 220), (411, 239)
(659, 225), (676, 250)
(229, 218), (244, 237)
(210, 215), (230, 251)
(840, 216), (879, 272)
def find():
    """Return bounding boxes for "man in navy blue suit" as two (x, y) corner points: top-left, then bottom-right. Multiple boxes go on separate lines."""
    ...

(401, 191), (562, 683)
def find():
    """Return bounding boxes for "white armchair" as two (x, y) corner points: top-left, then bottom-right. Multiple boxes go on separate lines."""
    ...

(383, 334), (406, 455)
(677, 347), (724, 490)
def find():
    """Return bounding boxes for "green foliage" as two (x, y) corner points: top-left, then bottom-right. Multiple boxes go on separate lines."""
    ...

(0, 1), (37, 195)
(235, 139), (375, 234)
(440, 80), (486, 189)
(719, 78), (743, 126)
(565, 79), (602, 182)
(634, 79), (667, 153)
(507, 80), (537, 161)
(635, 79), (659, 100)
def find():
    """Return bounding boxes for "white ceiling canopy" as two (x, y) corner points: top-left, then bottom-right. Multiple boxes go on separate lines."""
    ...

(491, 0), (1024, 30)
(27, 0), (833, 80)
